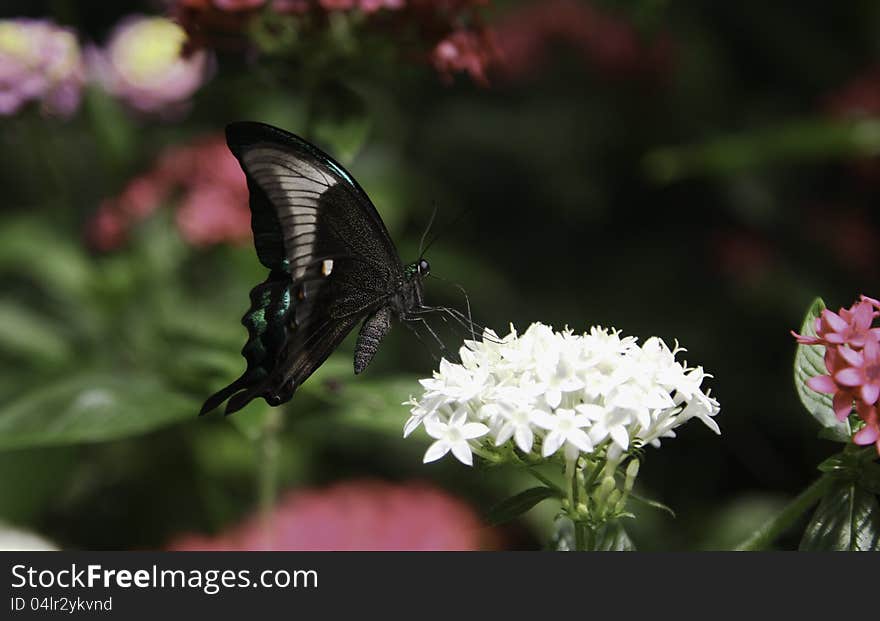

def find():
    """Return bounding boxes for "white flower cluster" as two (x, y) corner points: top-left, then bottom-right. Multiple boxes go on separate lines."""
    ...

(405, 323), (720, 466)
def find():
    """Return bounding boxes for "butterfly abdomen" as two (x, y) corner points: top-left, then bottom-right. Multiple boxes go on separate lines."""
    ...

(354, 306), (393, 374)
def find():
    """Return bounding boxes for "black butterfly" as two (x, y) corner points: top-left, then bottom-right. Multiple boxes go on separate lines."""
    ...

(200, 121), (446, 416)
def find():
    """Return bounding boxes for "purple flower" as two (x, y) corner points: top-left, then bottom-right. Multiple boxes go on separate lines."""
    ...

(89, 15), (212, 115)
(0, 19), (85, 117)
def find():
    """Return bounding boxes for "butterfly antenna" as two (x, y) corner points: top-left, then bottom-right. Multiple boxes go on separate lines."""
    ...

(418, 203), (439, 259)
(420, 205), (475, 258)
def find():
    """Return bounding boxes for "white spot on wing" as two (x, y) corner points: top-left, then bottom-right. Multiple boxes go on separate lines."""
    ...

(322, 259), (334, 276)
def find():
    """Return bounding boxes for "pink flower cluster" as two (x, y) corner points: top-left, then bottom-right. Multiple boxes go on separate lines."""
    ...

(0, 19), (85, 117)
(794, 296), (880, 451)
(172, 0), (498, 85)
(87, 134), (251, 251)
(492, 0), (672, 83)
(167, 480), (492, 550)
(431, 28), (498, 86)
(1, 15), (212, 119)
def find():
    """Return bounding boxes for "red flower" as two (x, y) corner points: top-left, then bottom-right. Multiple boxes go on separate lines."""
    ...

(167, 480), (494, 551)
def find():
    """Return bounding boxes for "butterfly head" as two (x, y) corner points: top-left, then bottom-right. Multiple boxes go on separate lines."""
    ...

(406, 258), (431, 280)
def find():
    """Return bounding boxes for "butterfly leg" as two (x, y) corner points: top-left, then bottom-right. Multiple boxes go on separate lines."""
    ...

(403, 315), (447, 354)
(402, 319), (441, 362)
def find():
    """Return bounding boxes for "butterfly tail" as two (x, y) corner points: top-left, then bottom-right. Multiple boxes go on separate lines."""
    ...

(199, 377), (248, 416)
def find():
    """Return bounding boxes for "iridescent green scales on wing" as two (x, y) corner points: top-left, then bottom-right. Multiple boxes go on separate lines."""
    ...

(240, 272), (292, 385)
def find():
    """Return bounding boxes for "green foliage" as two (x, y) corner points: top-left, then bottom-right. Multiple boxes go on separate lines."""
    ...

(0, 372), (197, 451)
(486, 486), (562, 526)
(800, 482), (880, 551)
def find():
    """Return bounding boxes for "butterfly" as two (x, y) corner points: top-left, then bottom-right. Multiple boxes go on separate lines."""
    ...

(200, 121), (445, 416)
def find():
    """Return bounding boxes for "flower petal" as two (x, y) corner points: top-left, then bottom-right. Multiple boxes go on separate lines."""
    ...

(832, 391), (854, 422)
(575, 403), (605, 420)
(861, 382), (880, 405)
(609, 425), (629, 450)
(566, 428), (594, 453)
(853, 423), (880, 446)
(806, 375), (837, 393)
(822, 309), (848, 332)
(542, 430), (564, 457)
(530, 409), (556, 430)
(450, 441), (474, 466)
(835, 368), (864, 387)
(514, 426), (534, 453)
(837, 346), (863, 367)
(461, 422), (489, 439)
(423, 441), (449, 463)
(423, 417), (447, 439)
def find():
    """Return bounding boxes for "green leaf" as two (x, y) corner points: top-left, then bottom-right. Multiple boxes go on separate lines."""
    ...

(0, 301), (72, 365)
(793, 298), (851, 440)
(643, 118), (880, 184)
(628, 491), (676, 518)
(0, 372), (199, 451)
(486, 486), (561, 526)
(859, 462), (880, 495)
(799, 482), (880, 551)
(0, 218), (93, 302)
(594, 521), (636, 551)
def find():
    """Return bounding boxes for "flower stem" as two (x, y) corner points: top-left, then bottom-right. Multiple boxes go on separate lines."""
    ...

(258, 407), (284, 521)
(566, 458), (589, 551)
(733, 474), (833, 551)
(583, 524), (595, 551)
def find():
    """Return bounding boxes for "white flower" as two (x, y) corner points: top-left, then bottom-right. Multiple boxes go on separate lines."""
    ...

(532, 408), (594, 459)
(404, 322), (721, 466)
(493, 405), (540, 453)
(423, 410), (489, 466)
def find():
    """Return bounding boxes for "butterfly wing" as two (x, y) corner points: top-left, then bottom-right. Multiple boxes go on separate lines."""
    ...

(200, 122), (403, 415)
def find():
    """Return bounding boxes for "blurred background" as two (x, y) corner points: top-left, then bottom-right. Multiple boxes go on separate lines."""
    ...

(1, 0), (878, 550)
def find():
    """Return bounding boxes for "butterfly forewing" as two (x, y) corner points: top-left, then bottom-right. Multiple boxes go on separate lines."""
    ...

(201, 122), (404, 415)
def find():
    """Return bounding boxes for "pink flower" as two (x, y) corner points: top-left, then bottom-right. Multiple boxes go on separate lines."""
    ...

(492, 0), (671, 83)
(272, 0), (311, 13)
(87, 134), (251, 250)
(795, 295), (880, 453)
(834, 335), (880, 405)
(431, 29), (497, 86)
(89, 15), (212, 115)
(853, 406), (880, 447)
(0, 19), (85, 117)
(166, 480), (494, 551)
(359, 0), (405, 13)
(176, 185), (251, 246)
(793, 300), (880, 347)
(86, 202), (129, 251)
(319, 0), (357, 10)
(214, 0), (266, 9)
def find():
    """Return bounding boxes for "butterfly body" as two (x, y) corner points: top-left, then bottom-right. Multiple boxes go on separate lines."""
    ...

(200, 122), (431, 416)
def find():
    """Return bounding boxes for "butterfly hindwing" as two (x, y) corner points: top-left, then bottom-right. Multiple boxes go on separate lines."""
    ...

(201, 122), (403, 415)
